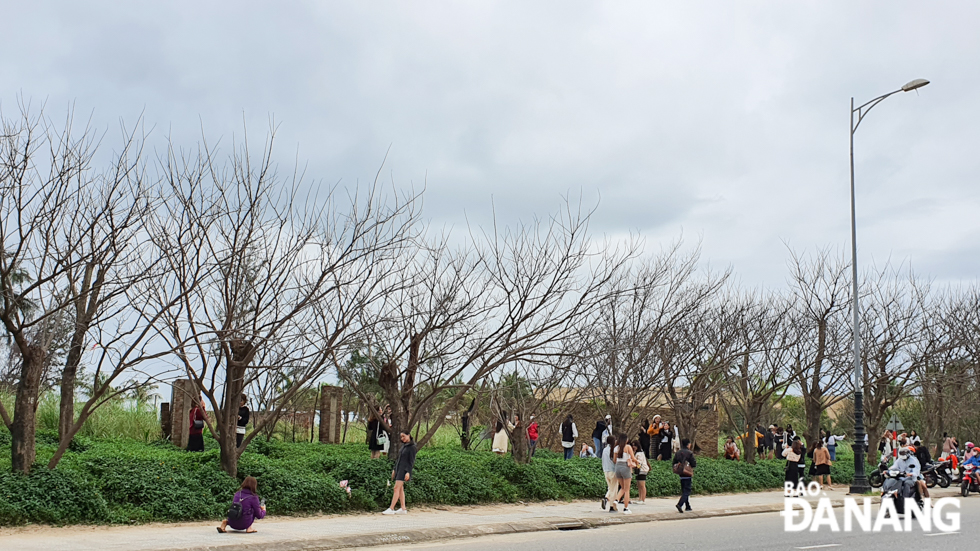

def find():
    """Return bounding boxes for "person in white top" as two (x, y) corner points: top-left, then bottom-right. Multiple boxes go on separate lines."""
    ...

(824, 430), (846, 461)
(601, 414), (613, 443)
(600, 435), (619, 511)
(631, 438), (650, 504)
(580, 443), (597, 458)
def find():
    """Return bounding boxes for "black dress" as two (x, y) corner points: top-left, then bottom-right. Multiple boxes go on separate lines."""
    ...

(236, 405), (250, 447)
(639, 430), (651, 459)
(367, 419), (387, 452)
(658, 429), (673, 460)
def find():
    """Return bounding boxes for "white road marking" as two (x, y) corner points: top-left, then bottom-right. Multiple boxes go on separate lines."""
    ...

(924, 532), (960, 537)
(795, 545), (842, 549)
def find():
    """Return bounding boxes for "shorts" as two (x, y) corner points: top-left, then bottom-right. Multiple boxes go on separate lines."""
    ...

(815, 464), (831, 476)
(395, 470), (410, 483)
(636, 472), (647, 481)
(614, 463), (632, 480)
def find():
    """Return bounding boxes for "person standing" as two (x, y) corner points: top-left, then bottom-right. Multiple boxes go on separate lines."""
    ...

(236, 394), (250, 448)
(825, 431), (845, 462)
(673, 438), (696, 513)
(632, 438), (650, 504)
(367, 407), (388, 460)
(638, 420), (651, 464)
(383, 431), (417, 515)
(612, 434), (636, 514)
(882, 431), (895, 462)
(600, 435), (619, 512)
(527, 416), (539, 457)
(909, 430), (922, 446)
(813, 440), (833, 489)
(492, 419), (513, 456)
(560, 415), (578, 460)
(381, 405), (393, 457)
(601, 415), (614, 445)
(187, 395), (206, 452)
(658, 422), (674, 461)
(647, 415), (662, 458)
(592, 418), (607, 458)
(756, 424), (768, 458)
(216, 476), (265, 533)
(783, 440), (803, 496)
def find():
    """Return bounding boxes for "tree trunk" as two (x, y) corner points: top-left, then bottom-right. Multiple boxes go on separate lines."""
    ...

(57, 329), (87, 444)
(215, 340), (253, 478)
(510, 421), (528, 464)
(11, 346), (45, 474)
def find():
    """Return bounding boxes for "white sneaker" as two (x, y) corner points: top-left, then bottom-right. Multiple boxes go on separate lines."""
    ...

(634, 500), (645, 505)
(395, 509), (407, 515)
(623, 508), (632, 514)
(608, 502), (618, 512)
(382, 508), (395, 515)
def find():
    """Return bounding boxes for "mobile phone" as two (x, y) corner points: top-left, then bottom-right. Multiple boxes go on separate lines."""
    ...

(260, 498), (266, 507)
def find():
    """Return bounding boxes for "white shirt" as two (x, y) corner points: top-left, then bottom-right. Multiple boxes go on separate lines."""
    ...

(827, 434), (845, 446)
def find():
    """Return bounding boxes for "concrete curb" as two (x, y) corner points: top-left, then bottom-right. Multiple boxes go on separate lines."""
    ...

(157, 499), (847, 551)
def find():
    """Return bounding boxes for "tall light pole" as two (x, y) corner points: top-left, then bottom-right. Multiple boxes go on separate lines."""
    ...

(848, 78), (929, 494)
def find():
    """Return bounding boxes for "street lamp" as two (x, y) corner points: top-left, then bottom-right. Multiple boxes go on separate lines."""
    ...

(848, 78), (929, 494)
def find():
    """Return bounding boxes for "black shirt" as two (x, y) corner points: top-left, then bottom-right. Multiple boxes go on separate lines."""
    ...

(237, 406), (250, 428)
(592, 422), (606, 440)
(673, 448), (697, 477)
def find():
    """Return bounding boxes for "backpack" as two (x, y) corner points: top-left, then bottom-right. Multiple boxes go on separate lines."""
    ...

(227, 493), (244, 521)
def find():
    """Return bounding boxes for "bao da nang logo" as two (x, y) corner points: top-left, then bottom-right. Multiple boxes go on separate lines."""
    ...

(781, 482), (961, 533)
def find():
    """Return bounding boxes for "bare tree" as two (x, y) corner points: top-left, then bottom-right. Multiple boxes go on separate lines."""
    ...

(722, 291), (796, 463)
(578, 241), (713, 436)
(660, 286), (738, 453)
(341, 199), (638, 458)
(857, 264), (928, 445)
(152, 128), (418, 476)
(787, 249), (852, 446)
(0, 105), (103, 473)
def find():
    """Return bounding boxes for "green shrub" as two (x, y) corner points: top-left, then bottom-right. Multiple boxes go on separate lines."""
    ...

(0, 434), (858, 525)
(0, 469), (110, 524)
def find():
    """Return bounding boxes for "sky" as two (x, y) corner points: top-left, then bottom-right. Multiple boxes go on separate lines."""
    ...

(2, 1), (978, 290)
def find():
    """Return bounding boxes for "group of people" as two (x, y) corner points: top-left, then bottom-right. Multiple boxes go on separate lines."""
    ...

(576, 414), (681, 462)
(596, 429), (697, 515)
(186, 393), (251, 452)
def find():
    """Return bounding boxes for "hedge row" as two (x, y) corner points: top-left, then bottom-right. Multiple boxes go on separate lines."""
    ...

(0, 430), (854, 525)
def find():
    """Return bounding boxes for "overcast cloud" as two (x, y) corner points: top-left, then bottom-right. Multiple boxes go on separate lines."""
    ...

(2, 1), (978, 288)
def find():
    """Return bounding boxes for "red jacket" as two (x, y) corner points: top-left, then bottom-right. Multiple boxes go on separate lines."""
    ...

(189, 407), (205, 436)
(527, 422), (539, 441)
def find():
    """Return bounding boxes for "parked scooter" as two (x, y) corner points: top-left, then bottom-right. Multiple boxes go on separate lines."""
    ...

(869, 455), (890, 488)
(881, 469), (923, 515)
(922, 461), (951, 488)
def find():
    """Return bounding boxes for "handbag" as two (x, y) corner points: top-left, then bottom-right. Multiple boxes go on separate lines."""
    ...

(673, 459), (693, 477)
(193, 419), (204, 430)
(376, 423), (388, 446)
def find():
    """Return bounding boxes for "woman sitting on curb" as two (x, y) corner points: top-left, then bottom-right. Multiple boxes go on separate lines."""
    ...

(217, 476), (265, 533)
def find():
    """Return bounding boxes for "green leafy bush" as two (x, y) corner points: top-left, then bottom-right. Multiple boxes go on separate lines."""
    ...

(0, 432), (850, 525)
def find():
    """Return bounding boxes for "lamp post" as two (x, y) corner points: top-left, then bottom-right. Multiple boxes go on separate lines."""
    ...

(848, 78), (929, 494)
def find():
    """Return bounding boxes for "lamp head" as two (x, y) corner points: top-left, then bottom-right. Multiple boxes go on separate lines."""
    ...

(901, 79), (929, 92)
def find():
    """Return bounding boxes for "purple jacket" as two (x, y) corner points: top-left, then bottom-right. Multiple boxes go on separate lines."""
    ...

(227, 489), (265, 531)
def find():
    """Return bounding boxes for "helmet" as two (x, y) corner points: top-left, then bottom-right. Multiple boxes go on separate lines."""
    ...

(898, 447), (911, 458)
(967, 442), (975, 449)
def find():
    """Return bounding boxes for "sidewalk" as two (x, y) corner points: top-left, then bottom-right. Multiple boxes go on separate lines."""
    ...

(0, 487), (865, 551)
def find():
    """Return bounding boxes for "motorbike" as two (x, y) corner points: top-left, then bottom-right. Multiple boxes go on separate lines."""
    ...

(869, 455), (890, 488)
(922, 461), (951, 488)
(881, 469), (923, 516)
(961, 464), (980, 497)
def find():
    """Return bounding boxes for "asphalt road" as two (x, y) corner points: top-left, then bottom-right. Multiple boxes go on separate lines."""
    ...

(362, 496), (975, 551)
